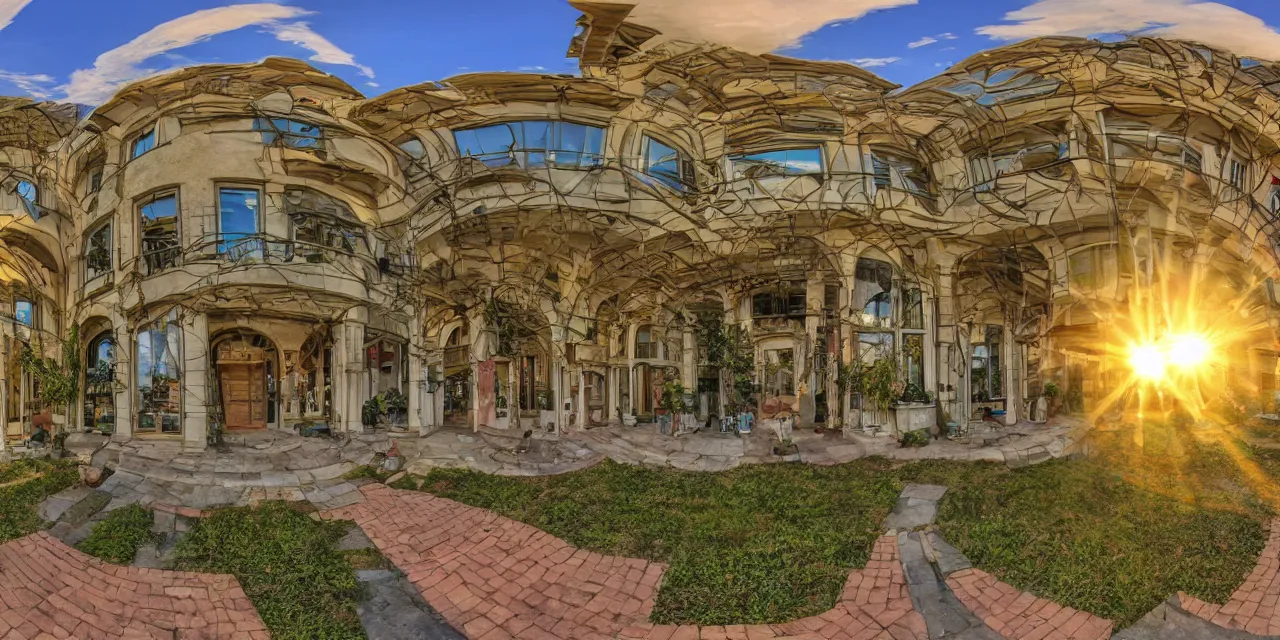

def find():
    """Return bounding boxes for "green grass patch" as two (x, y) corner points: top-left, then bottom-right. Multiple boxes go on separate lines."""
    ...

(77, 504), (158, 564)
(896, 421), (1271, 629)
(171, 501), (366, 640)
(342, 465), (394, 483)
(420, 458), (904, 625)
(0, 458), (80, 544)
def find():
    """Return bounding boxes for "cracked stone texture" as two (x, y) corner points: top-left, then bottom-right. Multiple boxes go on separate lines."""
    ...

(0, 531), (267, 639)
(883, 484), (948, 531)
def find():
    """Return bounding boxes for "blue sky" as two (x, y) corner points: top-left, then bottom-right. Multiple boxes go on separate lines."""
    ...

(0, 0), (1279, 103)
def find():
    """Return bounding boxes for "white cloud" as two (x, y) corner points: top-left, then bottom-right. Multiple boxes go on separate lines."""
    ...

(908, 36), (937, 48)
(600, 0), (917, 53)
(267, 21), (373, 77)
(850, 56), (901, 67)
(61, 3), (374, 104)
(0, 71), (53, 99)
(365, 81), (379, 88)
(978, 0), (1280, 61)
(0, 0), (32, 32)
(940, 32), (957, 40)
(518, 65), (548, 71)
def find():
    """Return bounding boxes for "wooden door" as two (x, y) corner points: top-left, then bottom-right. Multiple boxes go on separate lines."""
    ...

(221, 363), (267, 429)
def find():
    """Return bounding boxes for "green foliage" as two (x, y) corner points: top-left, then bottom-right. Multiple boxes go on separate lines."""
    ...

(0, 458), (79, 544)
(862, 356), (900, 411)
(1042, 381), (1060, 399)
(660, 380), (690, 413)
(898, 429), (930, 448)
(382, 388), (407, 412)
(417, 459), (904, 625)
(361, 395), (385, 427)
(171, 502), (366, 639)
(77, 504), (158, 564)
(19, 324), (80, 412)
(694, 312), (755, 412)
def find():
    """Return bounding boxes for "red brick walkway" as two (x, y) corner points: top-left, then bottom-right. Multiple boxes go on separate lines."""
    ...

(0, 531), (267, 639)
(1178, 518), (1280, 636)
(946, 568), (1112, 640)
(326, 484), (926, 640)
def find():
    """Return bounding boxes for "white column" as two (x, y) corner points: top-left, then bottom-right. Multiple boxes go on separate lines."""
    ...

(331, 319), (366, 434)
(115, 326), (134, 441)
(181, 311), (209, 450)
(577, 367), (586, 429)
(1004, 323), (1019, 425)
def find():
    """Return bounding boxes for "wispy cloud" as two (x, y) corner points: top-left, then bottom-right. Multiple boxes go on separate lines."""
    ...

(0, 0), (31, 31)
(602, 0), (918, 53)
(979, 0), (1280, 60)
(61, 3), (375, 104)
(267, 21), (373, 77)
(908, 36), (937, 48)
(0, 71), (53, 99)
(850, 56), (901, 67)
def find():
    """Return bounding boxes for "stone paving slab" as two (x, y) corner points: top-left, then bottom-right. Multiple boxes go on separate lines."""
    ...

(0, 531), (267, 639)
(945, 568), (1112, 640)
(324, 484), (927, 640)
(1177, 519), (1280, 636)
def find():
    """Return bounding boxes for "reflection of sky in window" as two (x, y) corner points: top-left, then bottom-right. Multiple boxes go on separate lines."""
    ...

(16, 181), (35, 202)
(940, 68), (1060, 106)
(454, 121), (604, 168)
(644, 136), (684, 189)
(131, 129), (155, 158)
(14, 301), (31, 326)
(731, 147), (823, 176)
(219, 189), (259, 237)
(141, 195), (176, 221)
(256, 119), (322, 148)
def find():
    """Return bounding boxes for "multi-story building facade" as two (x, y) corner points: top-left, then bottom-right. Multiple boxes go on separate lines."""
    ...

(1, 5), (1279, 451)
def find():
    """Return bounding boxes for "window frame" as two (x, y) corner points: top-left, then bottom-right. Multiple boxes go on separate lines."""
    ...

(452, 120), (606, 170)
(215, 184), (264, 260)
(135, 309), (183, 435)
(640, 134), (695, 192)
(254, 117), (325, 150)
(729, 146), (825, 180)
(136, 189), (181, 276)
(13, 299), (33, 327)
(84, 220), (113, 284)
(130, 127), (157, 160)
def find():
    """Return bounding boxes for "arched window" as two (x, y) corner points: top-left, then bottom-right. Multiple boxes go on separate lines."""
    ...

(84, 332), (115, 431)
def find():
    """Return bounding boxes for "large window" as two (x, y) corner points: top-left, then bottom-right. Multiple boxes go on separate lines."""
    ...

(15, 180), (37, 217)
(939, 68), (1060, 106)
(291, 212), (364, 261)
(85, 222), (112, 282)
(854, 258), (893, 328)
(453, 120), (604, 169)
(14, 300), (32, 327)
(139, 192), (179, 275)
(971, 325), (1003, 402)
(84, 332), (115, 431)
(217, 187), (262, 259)
(255, 118), (323, 149)
(730, 147), (823, 179)
(752, 286), (805, 318)
(136, 309), (182, 435)
(130, 127), (156, 159)
(635, 326), (663, 360)
(641, 135), (695, 192)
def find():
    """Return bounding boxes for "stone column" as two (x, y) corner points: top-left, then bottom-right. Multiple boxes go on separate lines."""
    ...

(181, 311), (209, 451)
(931, 244), (962, 428)
(577, 367), (586, 429)
(114, 324), (134, 442)
(330, 317), (367, 435)
(1004, 323), (1020, 426)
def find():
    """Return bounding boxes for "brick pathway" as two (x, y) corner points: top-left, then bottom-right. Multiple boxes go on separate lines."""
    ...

(1177, 518), (1280, 636)
(326, 484), (926, 640)
(616, 535), (926, 640)
(946, 568), (1112, 640)
(0, 531), (267, 639)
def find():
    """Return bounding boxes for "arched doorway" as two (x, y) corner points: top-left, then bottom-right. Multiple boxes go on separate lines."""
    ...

(213, 332), (278, 430)
(83, 331), (116, 432)
(443, 325), (470, 426)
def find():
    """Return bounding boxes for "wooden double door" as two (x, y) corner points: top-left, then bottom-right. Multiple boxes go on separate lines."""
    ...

(220, 361), (267, 429)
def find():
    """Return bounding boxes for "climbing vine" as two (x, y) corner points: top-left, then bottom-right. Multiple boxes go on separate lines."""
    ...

(19, 323), (80, 416)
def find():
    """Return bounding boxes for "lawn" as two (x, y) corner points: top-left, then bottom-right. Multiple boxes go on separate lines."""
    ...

(415, 458), (906, 625)
(77, 504), (158, 564)
(0, 457), (80, 544)
(408, 420), (1272, 629)
(170, 501), (367, 640)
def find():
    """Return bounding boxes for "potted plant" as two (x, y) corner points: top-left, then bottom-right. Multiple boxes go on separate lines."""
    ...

(383, 389), (408, 426)
(899, 429), (929, 448)
(361, 395), (386, 429)
(1042, 382), (1060, 416)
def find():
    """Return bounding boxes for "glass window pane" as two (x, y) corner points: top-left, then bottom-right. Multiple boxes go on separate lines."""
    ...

(140, 194), (179, 275)
(16, 181), (36, 203)
(131, 129), (156, 159)
(86, 224), (112, 280)
(901, 289), (923, 329)
(784, 148), (822, 174)
(14, 301), (31, 326)
(218, 188), (261, 258)
(854, 258), (893, 327)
